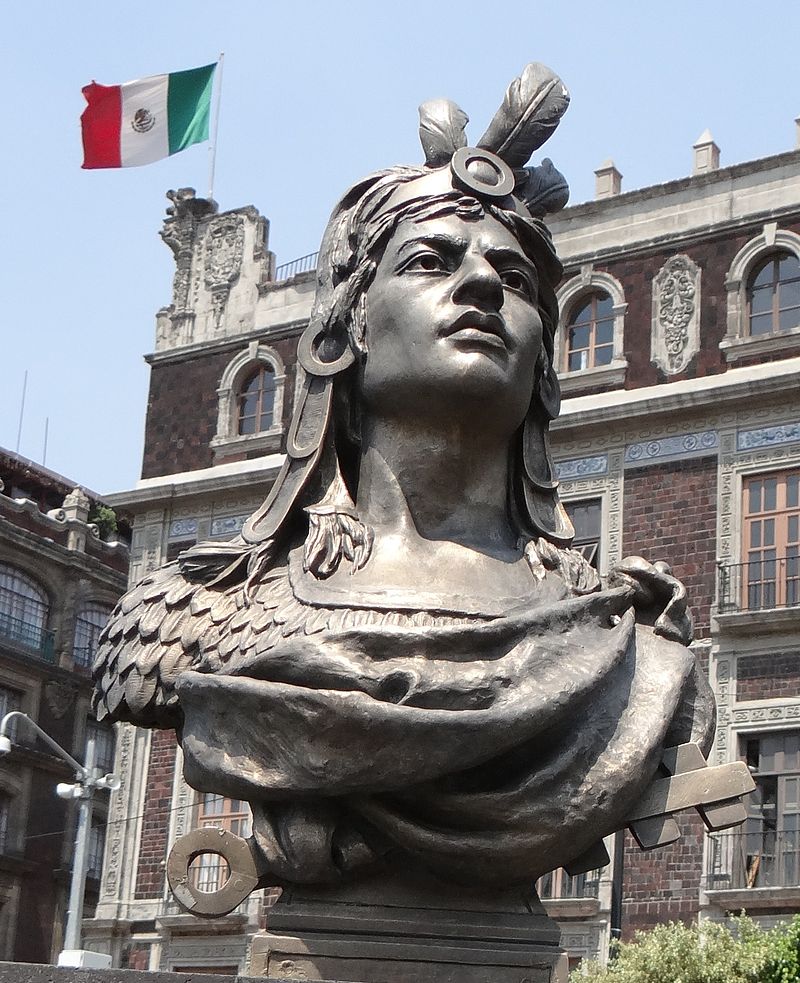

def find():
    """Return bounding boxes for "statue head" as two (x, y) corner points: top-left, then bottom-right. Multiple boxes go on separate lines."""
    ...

(241, 65), (574, 575)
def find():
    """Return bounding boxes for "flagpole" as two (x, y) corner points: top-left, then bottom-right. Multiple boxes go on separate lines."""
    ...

(207, 52), (224, 202)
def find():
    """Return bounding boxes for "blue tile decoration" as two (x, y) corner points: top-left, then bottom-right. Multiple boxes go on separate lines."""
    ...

(211, 515), (247, 538)
(168, 518), (198, 539)
(625, 430), (718, 465)
(555, 455), (608, 480)
(737, 422), (800, 451)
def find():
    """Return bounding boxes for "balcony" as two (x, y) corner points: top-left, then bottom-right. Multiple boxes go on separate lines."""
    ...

(716, 556), (800, 633)
(705, 829), (800, 910)
(273, 251), (318, 282)
(537, 867), (602, 918)
(0, 611), (55, 662)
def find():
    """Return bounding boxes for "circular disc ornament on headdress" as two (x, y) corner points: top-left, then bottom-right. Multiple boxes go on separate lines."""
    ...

(450, 147), (515, 199)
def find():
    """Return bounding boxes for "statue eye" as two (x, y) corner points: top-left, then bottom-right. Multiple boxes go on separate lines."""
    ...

(500, 268), (535, 299)
(404, 251), (447, 273)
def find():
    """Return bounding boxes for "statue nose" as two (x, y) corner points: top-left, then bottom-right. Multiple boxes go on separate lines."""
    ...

(452, 256), (504, 311)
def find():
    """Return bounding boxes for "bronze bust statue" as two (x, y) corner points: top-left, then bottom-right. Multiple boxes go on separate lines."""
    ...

(94, 65), (747, 916)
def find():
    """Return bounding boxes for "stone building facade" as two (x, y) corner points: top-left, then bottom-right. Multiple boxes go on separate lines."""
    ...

(0, 450), (128, 963)
(90, 129), (800, 971)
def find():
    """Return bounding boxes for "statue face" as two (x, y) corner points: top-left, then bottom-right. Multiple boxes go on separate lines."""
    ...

(360, 210), (543, 429)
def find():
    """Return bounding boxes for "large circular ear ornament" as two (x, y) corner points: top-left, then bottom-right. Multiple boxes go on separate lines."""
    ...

(297, 321), (356, 377)
(450, 147), (515, 199)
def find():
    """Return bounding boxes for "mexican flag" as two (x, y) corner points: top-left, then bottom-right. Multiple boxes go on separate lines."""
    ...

(81, 63), (216, 169)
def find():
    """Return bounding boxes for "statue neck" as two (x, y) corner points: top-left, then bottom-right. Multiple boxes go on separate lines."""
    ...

(356, 416), (517, 555)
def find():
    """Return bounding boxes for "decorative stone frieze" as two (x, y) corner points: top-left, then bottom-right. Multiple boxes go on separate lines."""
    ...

(737, 421), (800, 451)
(651, 255), (701, 375)
(555, 455), (608, 480)
(625, 430), (718, 467)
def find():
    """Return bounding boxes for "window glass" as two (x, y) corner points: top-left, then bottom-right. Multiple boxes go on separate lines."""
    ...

(565, 499), (602, 569)
(0, 565), (49, 653)
(747, 251), (800, 336)
(74, 603), (112, 669)
(87, 719), (115, 774)
(237, 365), (276, 436)
(742, 470), (800, 610)
(564, 293), (615, 372)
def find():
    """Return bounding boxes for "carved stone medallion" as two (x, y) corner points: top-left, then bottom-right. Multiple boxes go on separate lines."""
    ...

(651, 254), (701, 375)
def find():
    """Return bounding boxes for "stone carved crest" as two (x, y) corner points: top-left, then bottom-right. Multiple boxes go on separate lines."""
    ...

(44, 680), (77, 719)
(651, 254), (701, 375)
(204, 215), (245, 329)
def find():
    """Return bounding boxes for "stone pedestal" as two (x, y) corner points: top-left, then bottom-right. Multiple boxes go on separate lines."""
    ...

(250, 869), (568, 983)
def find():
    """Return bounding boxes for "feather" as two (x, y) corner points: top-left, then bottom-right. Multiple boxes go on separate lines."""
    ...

(138, 601), (167, 640)
(158, 606), (187, 644)
(217, 631), (241, 662)
(477, 63), (569, 168)
(137, 640), (165, 675)
(209, 593), (236, 625)
(517, 159), (570, 216)
(418, 99), (469, 167)
(120, 582), (148, 615)
(180, 612), (207, 651)
(163, 577), (196, 608)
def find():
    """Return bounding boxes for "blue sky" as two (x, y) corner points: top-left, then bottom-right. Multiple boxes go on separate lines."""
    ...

(3, 1), (799, 494)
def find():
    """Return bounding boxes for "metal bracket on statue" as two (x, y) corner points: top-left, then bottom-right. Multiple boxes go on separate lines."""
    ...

(167, 826), (266, 918)
(627, 742), (755, 850)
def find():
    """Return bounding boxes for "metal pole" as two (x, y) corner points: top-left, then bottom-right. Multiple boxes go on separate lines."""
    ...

(63, 732), (96, 953)
(42, 416), (49, 467)
(207, 52), (224, 201)
(15, 370), (27, 454)
(0, 712), (85, 775)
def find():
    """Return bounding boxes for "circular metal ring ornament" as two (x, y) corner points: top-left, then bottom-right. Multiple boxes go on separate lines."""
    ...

(297, 322), (356, 377)
(450, 147), (515, 199)
(167, 826), (261, 918)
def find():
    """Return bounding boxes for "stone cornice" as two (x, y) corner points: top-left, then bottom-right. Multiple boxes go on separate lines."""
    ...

(554, 357), (800, 435)
(556, 149), (800, 225)
(105, 454), (285, 510)
(144, 319), (307, 367)
(0, 520), (127, 591)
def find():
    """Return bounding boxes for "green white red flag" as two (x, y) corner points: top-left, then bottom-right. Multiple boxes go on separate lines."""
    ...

(81, 63), (216, 169)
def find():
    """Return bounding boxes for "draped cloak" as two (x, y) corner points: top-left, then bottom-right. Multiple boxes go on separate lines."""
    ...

(175, 557), (715, 887)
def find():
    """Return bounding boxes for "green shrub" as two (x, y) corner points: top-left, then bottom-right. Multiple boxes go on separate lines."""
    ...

(572, 915), (800, 983)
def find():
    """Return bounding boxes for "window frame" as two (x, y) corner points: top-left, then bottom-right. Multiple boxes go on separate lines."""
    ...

(555, 269), (627, 394)
(740, 468), (800, 612)
(73, 602), (113, 670)
(211, 343), (286, 462)
(746, 251), (800, 339)
(721, 225), (800, 362)
(237, 363), (277, 436)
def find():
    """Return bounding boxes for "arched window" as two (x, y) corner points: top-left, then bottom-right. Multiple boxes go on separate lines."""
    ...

(564, 292), (614, 372)
(212, 344), (286, 462)
(237, 364), (276, 435)
(0, 564), (49, 653)
(74, 603), (113, 669)
(747, 252), (800, 337)
(721, 226), (800, 362)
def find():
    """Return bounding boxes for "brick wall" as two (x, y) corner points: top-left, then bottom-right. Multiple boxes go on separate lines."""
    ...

(623, 457), (718, 640)
(621, 812), (707, 937)
(141, 334), (300, 479)
(562, 216), (800, 393)
(737, 653), (800, 701)
(134, 729), (177, 899)
(619, 456), (718, 933)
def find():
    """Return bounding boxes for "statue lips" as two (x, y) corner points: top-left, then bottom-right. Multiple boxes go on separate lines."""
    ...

(442, 310), (510, 353)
